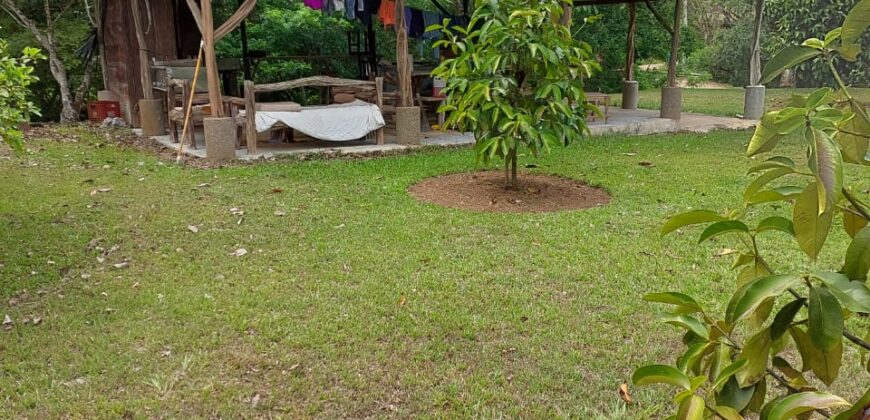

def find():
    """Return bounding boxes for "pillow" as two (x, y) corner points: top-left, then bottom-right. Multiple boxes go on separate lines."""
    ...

(333, 93), (357, 104)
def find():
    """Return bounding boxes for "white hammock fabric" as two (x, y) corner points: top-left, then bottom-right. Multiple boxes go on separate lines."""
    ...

(248, 100), (385, 142)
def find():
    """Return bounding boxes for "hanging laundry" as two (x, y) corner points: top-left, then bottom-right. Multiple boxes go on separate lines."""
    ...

(378, 0), (396, 27)
(422, 11), (441, 36)
(304, 0), (324, 10)
(408, 8), (425, 38)
(332, 0), (345, 13)
(345, 0), (356, 19)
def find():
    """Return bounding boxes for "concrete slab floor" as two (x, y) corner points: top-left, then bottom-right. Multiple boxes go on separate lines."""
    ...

(143, 108), (757, 161)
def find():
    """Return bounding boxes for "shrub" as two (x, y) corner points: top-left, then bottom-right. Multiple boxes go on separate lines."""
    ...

(0, 35), (42, 152)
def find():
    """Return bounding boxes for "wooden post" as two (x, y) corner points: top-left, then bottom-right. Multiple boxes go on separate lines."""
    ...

(625, 2), (637, 81)
(395, 0), (413, 107)
(201, 0), (224, 117)
(130, 0), (153, 99)
(375, 77), (384, 145)
(666, 0), (684, 87)
(560, 2), (573, 28)
(244, 80), (258, 154)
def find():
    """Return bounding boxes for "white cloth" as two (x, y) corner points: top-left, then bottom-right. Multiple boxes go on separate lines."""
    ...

(251, 100), (385, 142)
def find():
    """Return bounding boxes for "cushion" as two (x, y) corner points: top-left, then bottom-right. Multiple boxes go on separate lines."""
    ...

(333, 93), (356, 104)
(256, 101), (301, 112)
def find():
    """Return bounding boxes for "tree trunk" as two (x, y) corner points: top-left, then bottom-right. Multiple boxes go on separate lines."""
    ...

(504, 146), (518, 190)
(748, 0), (765, 86)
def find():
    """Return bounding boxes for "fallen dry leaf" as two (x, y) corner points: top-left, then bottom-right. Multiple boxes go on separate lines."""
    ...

(2, 314), (12, 329)
(714, 248), (737, 257)
(231, 248), (248, 257)
(274, 210), (287, 217)
(113, 261), (129, 269)
(399, 295), (407, 306)
(187, 225), (199, 233)
(618, 382), (632, 404)
(638, 161), (655, 167)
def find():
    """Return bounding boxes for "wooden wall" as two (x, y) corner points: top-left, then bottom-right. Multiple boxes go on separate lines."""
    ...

(103, 0), (180, 125)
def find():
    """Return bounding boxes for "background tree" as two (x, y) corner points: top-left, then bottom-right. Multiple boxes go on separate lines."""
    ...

(432, 0), (598, 189)
(0, 0), (97, 122)
(633, 1), (870, 417)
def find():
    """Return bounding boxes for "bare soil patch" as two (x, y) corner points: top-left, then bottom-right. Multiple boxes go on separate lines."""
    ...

(408, 170), (610, 213)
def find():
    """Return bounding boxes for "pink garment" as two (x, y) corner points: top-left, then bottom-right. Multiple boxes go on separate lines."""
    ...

(304, 0), (324, 9)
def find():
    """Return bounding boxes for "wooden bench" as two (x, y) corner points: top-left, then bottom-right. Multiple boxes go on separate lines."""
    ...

(584, 92), (610, 123)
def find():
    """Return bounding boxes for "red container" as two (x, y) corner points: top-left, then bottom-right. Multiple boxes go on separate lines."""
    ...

(88, 101), (122, 123)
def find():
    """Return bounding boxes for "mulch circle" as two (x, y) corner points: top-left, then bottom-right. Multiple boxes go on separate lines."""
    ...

(408, 170), (611, 213)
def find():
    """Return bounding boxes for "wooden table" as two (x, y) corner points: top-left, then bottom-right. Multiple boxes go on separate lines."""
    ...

(584, 92), (610, 123)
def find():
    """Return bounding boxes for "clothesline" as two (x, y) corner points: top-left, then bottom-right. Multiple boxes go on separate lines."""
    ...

(303, 0), (465, 40)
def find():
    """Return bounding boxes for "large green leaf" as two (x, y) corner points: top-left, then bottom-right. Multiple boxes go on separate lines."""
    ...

(840, 0), (870, 61)
(809, 128), (844, 214)
(747, 156), (796, 174)
(717, 376), (756, 413)
(770, 298), (806, 340)
(743, 168), (794, 204)
(661, 210), (727, 236)
(712, 359), (748, 390)
(790, 326), (843, 385)
(843, 206), (869, 237)
(812, 272), (870, 313)
(844, 226), (870, 280)
(699, 220), (751, 243)
(793, 183), (834, 260)
(762, 392), (850, 420)
(755, 216), (795, 237)
(676, 394), (706, 420)
(747, 112), (785, 156)
(760, 46), (822, 84)
(644, 292), (703, 314)
(736, 328), (772, 387)
(808, 287), (844, 351)
(659, 313), (710, 340)
(633, 365), (691, 389)
(713, 405), (744, 420)
(727, 274), (800, 323)
(746, 186), (804, 205)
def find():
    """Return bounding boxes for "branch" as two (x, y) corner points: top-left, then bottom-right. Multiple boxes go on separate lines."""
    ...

(843, 188), (870, 220)
(645, 0), (674, 36)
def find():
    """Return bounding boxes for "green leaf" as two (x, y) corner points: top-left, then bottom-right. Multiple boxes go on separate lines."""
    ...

(832, 386), (870, 420)
(801, 38), (825, 50)
(717, 376), (756, 413)
(747, 156), (796, 174)
(805, 88), (833, 109)
(659, 314), (710, 340)
(755, 216), (795, 237)
(760, 46), (822, 84)
(644, 292), (703, 314)
(748, 112), (785, 156)
(763, 392), (850, 420)
(736, 328), (772, 387)
(808, 287), (844, 351)
(699, 220), (750, 243)
(632, 364), (691, 389)
(727, 274), (800, 323)
(744, 168), (794, 205)
(770, 298), (806, 340)
(712, 359), (748, 390)
(746, 186), (803, 205)
(812, 272), (870, 313)
(844, 226), (870, 280)
(808, 128), (844, 214)
(677, 342), (711, 373)
(713, 405), (744, 420)
(843, 206), (869, 238)
(836, 100), (870, 164)
(790, 326), (843, 385)
(661, 210), (727, 236)
(676, 394), (706, 420)
(840, 0), (870, 61)
(793, 183), (834, 260)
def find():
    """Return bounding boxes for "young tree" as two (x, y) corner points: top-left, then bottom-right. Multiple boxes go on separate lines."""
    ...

(0, 0), (97, 122)
(0, 33), (42, 152)
(431, 0), (599, 189)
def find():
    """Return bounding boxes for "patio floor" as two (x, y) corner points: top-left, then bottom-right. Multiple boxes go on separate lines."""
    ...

(149, 108), (756, 160)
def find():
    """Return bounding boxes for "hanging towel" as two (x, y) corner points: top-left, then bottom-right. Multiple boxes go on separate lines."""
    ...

(345, 0), (356, 19)
(304, 0), (324, 10)
(422, 11), (441, 35)
(332, 0), (345, 13)
(378, 0), (396, 27)
(408, 8), (425, 38)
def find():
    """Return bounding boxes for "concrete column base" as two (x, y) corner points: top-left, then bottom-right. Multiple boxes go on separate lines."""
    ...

(204, 117), (237, 163)
(660, 86), (683, 120)
(396, 106), (422, 145)
(621, 80), (639, 110)
(743, 85), (765, 120)
(138, 99), (166, 136)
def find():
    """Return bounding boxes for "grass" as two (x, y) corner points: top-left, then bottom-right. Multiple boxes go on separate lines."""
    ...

(1, 127), (868, 418)
(611, 87), (870, 117)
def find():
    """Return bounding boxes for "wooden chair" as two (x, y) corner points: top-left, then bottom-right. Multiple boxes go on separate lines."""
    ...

(165, 77), (210, 148)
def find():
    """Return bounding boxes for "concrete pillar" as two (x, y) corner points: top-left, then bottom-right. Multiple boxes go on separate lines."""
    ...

(743, 85), (765, 120)
(203, 117), (237, 163)
(660, 86), (682, 120)
(138, 99), (166, 136)
(396, 106), (421, 145)
(621, 80), (639, 110)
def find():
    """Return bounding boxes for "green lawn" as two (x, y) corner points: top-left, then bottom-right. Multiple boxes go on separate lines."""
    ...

(611, 87), (870, 117)
(1, 127), (868, 417)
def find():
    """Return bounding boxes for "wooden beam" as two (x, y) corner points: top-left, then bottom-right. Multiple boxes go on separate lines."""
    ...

(396, 0), (412, 107)
(185, 0), (203, 32)
(214, 0), (257, 42)
(625, 1), (637, 81)
(666, 0), (683, 87)
(200, 0), (224, 117)
(130, 0), (153, 99)
(644, 0), (673, 36)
